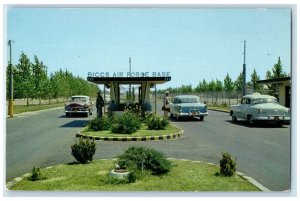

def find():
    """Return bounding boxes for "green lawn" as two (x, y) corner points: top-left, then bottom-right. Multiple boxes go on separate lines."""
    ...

(13, 103), (65, 114)
(9, 159), (259, 191)
(208, 105), (230, 113)
(81, 124), (181, 138)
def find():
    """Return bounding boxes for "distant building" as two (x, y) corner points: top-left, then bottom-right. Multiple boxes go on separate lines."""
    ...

(257, 77), (291, 108)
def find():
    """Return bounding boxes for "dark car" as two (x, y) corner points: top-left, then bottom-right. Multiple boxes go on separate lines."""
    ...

(65, 95), (93, 117)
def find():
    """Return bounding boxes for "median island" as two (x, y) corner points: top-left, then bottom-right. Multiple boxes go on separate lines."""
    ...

(77, 107), (183, 141)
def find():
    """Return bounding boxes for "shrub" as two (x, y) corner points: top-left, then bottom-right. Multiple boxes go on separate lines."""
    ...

(111, 111), (141, 134)
(88, 116), (113, 131)
(29, 166), (45, 181)
(117, 146), (172, 175)
(71, 138), (96, 164)
(145, 113), (169, 130)
(219, 152), (236, 177)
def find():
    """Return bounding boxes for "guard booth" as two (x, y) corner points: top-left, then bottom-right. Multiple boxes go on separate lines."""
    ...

(87, 76), (171, 112)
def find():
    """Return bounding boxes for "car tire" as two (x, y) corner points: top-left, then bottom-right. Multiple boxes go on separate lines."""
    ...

(199, 116), (204, 121)
(248, 115), (255, 127)
(277, 121), (284, 127)
(66, 113), (69, 117)
(232, 115), (237, 122)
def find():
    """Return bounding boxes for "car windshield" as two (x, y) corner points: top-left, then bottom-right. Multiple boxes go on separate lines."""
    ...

(178, 98), (199, 103)
(71, 97), (87, 102)
(252, 98), (278, 105)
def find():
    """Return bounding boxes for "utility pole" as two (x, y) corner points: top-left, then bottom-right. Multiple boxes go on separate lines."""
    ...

(8, 40), (14, 118)
(129, 57), (132, 101)
(242, 40), (246, 96)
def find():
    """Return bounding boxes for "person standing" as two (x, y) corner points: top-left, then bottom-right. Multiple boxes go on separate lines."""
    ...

(96, 91), (104, 118)
(163, 91), (170, 119)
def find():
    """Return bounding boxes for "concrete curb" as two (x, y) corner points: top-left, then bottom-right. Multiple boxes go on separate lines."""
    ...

(76, 124), (184, 141)
(167, 158), (271, 192)
(6, 159), (271, 192)
(6, 107), (64, 119)
(208, 108), (230, 113)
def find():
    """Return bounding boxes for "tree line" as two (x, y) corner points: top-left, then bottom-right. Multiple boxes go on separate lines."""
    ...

(158, 57), (288, 97)
(6, 52), (99, 106)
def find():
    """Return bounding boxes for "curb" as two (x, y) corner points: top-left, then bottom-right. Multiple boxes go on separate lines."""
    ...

(6, 107), (64, 119)
(76, 125), (184, 141)
(167, 158), (271, 192)
(6, 159), (271, 192)
(208, 108), (230, 113)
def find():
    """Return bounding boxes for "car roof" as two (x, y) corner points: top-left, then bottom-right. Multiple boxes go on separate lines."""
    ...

(71, 95), (89, 98)
(174, 95), (199, 99)
(243, 93), (276, 99)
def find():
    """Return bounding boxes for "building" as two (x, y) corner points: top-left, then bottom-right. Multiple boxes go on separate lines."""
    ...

(257, 77), (291, 108)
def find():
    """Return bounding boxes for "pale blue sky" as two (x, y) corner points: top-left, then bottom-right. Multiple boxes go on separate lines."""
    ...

(6, 7), (291, 89)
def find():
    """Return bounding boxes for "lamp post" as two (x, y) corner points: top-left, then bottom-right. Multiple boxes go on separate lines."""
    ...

(8, 40), (14, 118)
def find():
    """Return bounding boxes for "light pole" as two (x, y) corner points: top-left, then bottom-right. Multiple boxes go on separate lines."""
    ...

(8, 40), (14, 118)
(242, 40), (246, 96)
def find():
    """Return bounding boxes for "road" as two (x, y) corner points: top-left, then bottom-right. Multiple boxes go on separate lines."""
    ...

(6, 104), (291, 191)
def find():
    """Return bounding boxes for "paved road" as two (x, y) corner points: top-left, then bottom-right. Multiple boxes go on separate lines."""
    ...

(6, 104), (291, 191)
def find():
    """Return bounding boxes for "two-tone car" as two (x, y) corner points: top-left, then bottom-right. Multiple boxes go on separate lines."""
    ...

(169, 95), (208, 121)
(230, 93), (290, 127)
(65, 95), (94, 117)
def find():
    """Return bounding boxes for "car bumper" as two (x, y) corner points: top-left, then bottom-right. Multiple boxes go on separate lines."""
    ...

(65, 110), (89, 114)
(254, 116), (290, 122)
(178, 112), (208, 117)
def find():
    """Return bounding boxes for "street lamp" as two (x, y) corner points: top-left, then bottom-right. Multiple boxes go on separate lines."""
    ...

(8, 40), (15, 118)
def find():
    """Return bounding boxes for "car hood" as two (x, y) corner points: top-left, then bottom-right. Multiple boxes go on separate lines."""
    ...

(66, 101), (86, 106)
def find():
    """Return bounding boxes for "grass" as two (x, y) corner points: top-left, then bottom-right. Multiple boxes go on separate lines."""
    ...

(13, 103), (65, 114)
(208, 105), (230, 113)
(81, 124), (181, 138)
(9, 159), (259, 191)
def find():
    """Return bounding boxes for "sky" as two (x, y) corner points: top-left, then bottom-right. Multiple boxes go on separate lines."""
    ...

(6, 6), (291, 90)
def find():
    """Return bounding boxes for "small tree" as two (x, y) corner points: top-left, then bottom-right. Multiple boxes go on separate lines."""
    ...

(71, 138), (96, 164)
(219, 152), (236, 177)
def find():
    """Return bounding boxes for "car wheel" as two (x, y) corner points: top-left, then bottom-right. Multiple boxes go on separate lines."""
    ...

(170, 113), (174, 118)
(277, 121), (284, 127)
(248, 115), (255, 127)
(231, 115), (237, 122)
(66, 113), (69, 117)
(199, 116), (204, 121)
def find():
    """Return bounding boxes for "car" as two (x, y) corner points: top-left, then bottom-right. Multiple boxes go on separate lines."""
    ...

(230, 93), (290, 127)
(65, 95), (94, 117)
(169, 95), (208, 121)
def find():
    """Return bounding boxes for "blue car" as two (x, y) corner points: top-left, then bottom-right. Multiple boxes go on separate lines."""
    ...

(169, 95), (208, 121)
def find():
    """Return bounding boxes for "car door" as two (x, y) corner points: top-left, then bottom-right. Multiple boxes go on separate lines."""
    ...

(240, 98), (251, 119)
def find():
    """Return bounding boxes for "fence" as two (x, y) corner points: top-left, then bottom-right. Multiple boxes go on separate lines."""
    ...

(154, 90), (272, 107)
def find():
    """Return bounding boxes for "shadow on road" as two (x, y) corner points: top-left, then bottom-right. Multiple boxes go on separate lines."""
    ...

(169, 116), (204, 122)
(225, 120), (290, 128)
(60, 120), (89, 128)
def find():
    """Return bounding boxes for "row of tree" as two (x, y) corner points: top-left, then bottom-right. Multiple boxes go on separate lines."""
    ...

(158, 57), (288, 97)
(7, 52), (99, 106)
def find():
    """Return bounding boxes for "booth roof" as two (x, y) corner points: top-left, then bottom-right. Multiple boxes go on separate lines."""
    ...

(87, 76), (171, 84)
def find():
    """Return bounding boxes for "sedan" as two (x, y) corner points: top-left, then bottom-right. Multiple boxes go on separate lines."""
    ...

(169, 95), (208, 121)
(230, 93), (290, 127)
(65, 95), (94, 117)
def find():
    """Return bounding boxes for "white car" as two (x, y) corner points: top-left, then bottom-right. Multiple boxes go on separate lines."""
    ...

(230, 93), (290, 127)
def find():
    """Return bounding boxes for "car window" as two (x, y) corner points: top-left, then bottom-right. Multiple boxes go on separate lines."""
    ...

(246, 98), (252, 104)
(241, 98), (246, 104)
(71, 97), (87, 102)
(178, 98), (199, 103)
(252, 98), (278, 105)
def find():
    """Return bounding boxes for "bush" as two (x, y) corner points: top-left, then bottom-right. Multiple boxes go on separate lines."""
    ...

(111, 111), (141, 134)
(219, 152), (236, 177)
(117, 146), (172, 175)
(145, 113), (169, 130)
(88, 116), (114, 131)
(71, 138), (96, 164)
(29, 166), (45, 181)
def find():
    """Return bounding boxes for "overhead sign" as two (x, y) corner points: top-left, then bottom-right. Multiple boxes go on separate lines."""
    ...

(88, 71), (171, 78)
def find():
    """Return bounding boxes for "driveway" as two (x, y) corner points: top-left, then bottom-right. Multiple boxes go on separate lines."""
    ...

(6, 104), (291, 191)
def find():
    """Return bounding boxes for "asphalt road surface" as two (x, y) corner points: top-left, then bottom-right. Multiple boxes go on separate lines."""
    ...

(6, 103), (291, 191)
